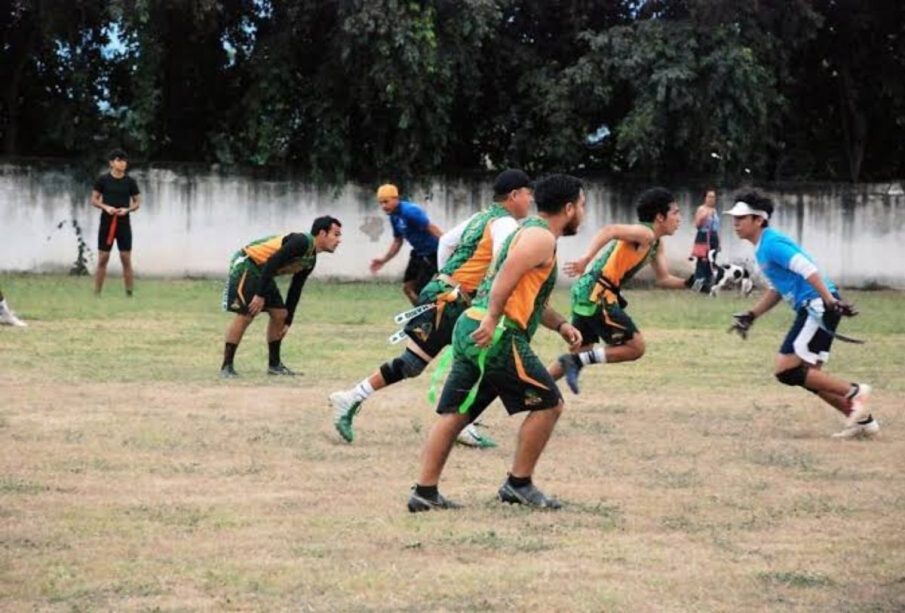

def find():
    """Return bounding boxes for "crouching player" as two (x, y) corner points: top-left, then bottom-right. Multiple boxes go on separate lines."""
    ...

(724, 191), (876, 439)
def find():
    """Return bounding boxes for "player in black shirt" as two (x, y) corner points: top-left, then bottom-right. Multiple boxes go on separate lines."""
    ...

(91, 149), (141, 296)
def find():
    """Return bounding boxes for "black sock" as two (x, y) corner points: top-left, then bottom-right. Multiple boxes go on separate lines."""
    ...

(415, 484), (438, 498)
(846, 383), (859, 400)
(268, 340), (281, 367)
(508, 473), (532, 488)
(222, 342), (237, 368)
(126, 289), (133, 297)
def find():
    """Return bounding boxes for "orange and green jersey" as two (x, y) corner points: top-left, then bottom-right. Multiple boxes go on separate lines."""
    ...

(472, 216), (558, 340)
(571, 224), (659, 316)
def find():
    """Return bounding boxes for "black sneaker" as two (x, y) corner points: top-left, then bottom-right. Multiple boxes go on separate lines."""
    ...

(220, 364), (239, 379)
(267, 362), (297, 376)
(498, 480), (562, 509)
(558, 353), (583, 394)
(407, 487), (461, 513)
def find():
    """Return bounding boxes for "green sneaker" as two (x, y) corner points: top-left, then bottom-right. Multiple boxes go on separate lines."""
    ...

(456, 422), (497, 448)
(329, 390), (362, 443)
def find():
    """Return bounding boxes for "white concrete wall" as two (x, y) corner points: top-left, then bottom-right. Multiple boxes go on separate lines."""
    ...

(2, 162), (904, 287)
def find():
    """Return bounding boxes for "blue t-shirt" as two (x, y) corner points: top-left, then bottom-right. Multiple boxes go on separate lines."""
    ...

(755, 227), (836, 309)
(389, 200), (438, 257)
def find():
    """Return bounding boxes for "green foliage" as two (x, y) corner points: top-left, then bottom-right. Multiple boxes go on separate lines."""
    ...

(1, 1), (903, 182)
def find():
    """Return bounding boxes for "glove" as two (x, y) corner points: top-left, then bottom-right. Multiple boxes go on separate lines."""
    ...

(827, 299), (858, 317)
(684, 273), (695, 288)
(728, 311), (756, 339)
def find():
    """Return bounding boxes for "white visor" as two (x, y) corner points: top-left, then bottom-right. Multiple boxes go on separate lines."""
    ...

(723, 201), (769, 219)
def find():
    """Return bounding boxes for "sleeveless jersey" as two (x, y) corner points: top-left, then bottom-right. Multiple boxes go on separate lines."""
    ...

(442, 204), (513, 292)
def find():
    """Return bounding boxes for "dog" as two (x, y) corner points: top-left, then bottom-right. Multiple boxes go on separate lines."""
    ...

(706, 250), (754, 297)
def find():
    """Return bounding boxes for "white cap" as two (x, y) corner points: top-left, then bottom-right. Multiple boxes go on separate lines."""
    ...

(723, 201), (769, 219)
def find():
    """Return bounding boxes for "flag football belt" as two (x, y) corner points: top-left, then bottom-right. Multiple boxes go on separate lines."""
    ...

(427, 307), (514, 414)
(388, 275), (473, 343)
(804, 305), (866, 344)
(589, 274), (628, 309)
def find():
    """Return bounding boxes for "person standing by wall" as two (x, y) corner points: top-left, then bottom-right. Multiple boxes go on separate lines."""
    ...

(91, 149), (141, 296)
(690, 188), (720, 292)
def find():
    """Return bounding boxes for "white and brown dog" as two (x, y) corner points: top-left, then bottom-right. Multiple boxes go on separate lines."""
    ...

(707, 250), (755, 297)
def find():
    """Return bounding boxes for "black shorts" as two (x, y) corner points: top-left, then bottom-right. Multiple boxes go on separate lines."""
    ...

(223, 260), (285, 315)
(572, 303), (639, 346)
(98, 213), (132, 252)
(403, 281), (471, 358)
(779, 298), (841, 364)
(403, 252), (438, 295)
(436, 318), (562, 420)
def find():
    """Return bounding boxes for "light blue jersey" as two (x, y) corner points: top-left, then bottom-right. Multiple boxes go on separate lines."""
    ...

(755, 227), (836, 309)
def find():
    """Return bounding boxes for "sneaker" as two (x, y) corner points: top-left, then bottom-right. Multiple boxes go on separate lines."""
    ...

(558, 353), (583, 395)
(846, 383), (872, 426)
(267, 362), (297, 376)
(456, 422), (497, 448)
(329, 390), (362, 443)
(498, 479), (562, 510)
(407, 487), (461, 513)
(220, 364), (239, 379)
(832, 416), (880, 439)
(0, 302), (27, 327)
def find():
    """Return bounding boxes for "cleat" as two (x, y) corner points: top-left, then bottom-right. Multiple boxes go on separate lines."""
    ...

(456, 422), (497, 448)
(833, 416), (880, 439)
(0, 302), (27, 327)
(846, 383), (872, 426)
(267, 362), (297, 376)
(498, 479), (562, 509)
(329, 390), (362, 443)
(558, 353), (583, 394)
(407, 487), (461, 513)
(220, 364), (239, 379)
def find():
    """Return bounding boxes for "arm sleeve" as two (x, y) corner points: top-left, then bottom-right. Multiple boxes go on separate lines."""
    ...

(436, 215), (472, 269)
(402, 203), (430, 231)
(490, 217), (519, 256)
(258, 234), (310, 291)
(788, 253), (819, 279)
(284, 268), (312, 326)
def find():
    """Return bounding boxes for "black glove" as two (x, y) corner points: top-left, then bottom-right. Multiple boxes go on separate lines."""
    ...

(827, 299), (858, 317)
(684, 273), (696, 288)
(728, 311), (756, 339)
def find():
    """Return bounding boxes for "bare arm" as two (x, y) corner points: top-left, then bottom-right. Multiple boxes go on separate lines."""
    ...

(128, 194), (141, 213)
(471, 227), (554, 346)
(650, 245), (689, 289)
(541, 304), (582, 348)
(749, 288), (782, 318)
(805, 272), (837, 306)
(426, 222), (443, 239)
(91, 190), (115, 215)
(370, 236), (404, 273)
(693, 205), (711, 228)
(564, 224), (655, 277)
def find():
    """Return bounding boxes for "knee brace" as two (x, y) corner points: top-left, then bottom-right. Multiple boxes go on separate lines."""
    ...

(775, 364), (808, 387)
(379, 349), (428, 384)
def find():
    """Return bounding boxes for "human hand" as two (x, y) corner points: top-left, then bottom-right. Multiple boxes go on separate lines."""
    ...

(369, 259), (384, 274)
(728, 311), (756, 339)
(247, 295), (265, 317)
(470, 316), (499, 348)
(558, 322), (582, 349)
(563, 256), (589, 277)
(826, 299), (858, 317)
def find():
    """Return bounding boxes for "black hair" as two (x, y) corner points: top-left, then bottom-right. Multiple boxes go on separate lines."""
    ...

(108, 148), (128, 161)
(311, 215), (341, 236)
(636, 187), (676, 222)
(734, 190), (774, 226)
(533, 174), (583, 214)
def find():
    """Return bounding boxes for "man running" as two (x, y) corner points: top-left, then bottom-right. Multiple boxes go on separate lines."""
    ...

(552, 188), (693, 393)
(92, 149), (141, 296)
(369, 184), (443, 305)
(220, 216), (342, 378)
(407, 173), (585, 512)
(724, 191), (875, 439)
(330, 169), (534, 445)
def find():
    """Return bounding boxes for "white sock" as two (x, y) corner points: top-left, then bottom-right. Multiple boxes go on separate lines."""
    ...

(579, 347), (606, 366)
(352, 379), (375, 402)
(0, 299), (8, 313)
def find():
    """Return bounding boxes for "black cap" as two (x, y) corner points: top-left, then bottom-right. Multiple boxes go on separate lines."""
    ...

(492, 169), (533, 197)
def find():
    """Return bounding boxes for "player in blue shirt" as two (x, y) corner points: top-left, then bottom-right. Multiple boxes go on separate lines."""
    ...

(370, 184), (443, 304)
(725, 191), (877, 439)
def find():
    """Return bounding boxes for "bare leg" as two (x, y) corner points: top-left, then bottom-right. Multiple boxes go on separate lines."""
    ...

(774, 354), (854, 417)
(266, 308), (287, 342)
(417, 412), (470, 486)
(511, 403), (563, 477)
(120, 251), (134, 294)
(402, 281), (419, 305)
(94, 250), (111, 294)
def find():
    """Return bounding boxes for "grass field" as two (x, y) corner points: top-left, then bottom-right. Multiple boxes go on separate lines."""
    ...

(1, 274), (903, 611)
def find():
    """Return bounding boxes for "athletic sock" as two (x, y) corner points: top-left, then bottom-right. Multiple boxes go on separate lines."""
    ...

(222, 342), (238, 368)
(845, 383), (860, 400)
(352, 379), (375, 403)
(507, 474), (532, 488)
(414, 484), (438, 498)
(857, 415), (873, 425)
(268, 340), (282, 367)
(579, 346), (606, 366)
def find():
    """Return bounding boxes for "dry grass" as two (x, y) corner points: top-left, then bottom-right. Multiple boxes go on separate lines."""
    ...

(1, 276), (903, 611)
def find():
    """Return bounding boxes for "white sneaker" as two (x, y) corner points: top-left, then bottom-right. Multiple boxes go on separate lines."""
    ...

(0, 301), (27, 327)
(456, 422), (497, 448)
(846, 383), (872, 426)
(329, 389), (362, 443)
(832, 417), (880, 439)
